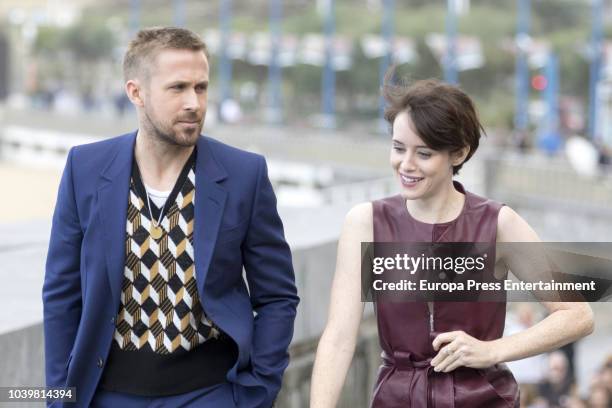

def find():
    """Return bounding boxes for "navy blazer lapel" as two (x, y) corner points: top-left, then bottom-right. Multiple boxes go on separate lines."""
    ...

(98, 132), (137, 310)
(194, 136), (228, 297)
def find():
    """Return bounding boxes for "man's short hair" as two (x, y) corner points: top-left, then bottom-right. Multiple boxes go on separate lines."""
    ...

(123, 26), (208, 82)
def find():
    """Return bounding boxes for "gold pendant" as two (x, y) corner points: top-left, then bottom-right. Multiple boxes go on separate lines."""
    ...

(150, 225), (163, 239)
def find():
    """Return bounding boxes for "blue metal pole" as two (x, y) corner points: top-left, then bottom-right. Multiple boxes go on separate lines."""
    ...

(588, 0), (603, 140)
(547, 54), (559, 133)
(267, 0), (283, 123)
(538, 53), (561, 154)
(219, 0), (233, 108)
(514, 0), (530, 135)
(379, 0), (395, 132)
(173, 0), (186, 27)
(321, 0), (336, 128)
(129, 0), (141, 36)
(445, 0), (458, 84)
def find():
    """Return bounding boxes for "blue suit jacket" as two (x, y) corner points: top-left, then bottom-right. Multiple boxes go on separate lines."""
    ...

(42, 132), (299, 407)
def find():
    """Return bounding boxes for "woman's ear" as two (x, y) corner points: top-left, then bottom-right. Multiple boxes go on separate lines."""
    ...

(451, 146), (470, 167)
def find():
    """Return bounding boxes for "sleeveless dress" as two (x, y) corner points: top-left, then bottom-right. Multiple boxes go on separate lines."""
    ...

(370, 181), (520, 408)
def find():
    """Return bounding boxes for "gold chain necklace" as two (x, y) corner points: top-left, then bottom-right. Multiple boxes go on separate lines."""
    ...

(145, 190), (166, 240)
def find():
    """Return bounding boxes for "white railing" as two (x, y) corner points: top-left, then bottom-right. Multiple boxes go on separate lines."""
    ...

(0, 125), (98, 168)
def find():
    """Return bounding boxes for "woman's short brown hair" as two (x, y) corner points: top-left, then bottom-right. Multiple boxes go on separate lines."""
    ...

(383, 74), (484, 175)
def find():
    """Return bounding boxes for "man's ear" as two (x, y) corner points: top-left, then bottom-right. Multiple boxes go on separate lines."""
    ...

(125, 79), (145, 107)
(451, 146), (470, 167)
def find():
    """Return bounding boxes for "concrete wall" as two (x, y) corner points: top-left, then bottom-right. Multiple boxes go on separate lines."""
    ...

(0, 324), (44, 388)
(277, 318), (380, 408)
(0, 324), (45, 408)
(292, 240), (339, 342)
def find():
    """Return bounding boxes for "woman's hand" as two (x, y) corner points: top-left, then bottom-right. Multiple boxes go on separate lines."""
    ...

(430, 330), (499, 372)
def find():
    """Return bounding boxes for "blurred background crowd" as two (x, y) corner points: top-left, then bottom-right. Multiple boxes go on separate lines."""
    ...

(506, 303), (612, 407)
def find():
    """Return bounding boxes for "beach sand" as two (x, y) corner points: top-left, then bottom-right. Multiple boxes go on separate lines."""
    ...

(0, 163), (61, 223)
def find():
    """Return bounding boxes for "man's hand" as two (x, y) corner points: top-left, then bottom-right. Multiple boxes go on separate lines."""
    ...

(430, 330), (499, 373)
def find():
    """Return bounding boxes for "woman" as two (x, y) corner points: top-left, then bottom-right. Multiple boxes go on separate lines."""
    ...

(309, 78), (594, 407)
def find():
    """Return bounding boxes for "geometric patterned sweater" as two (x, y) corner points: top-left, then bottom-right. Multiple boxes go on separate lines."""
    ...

(98, 148), (237, 396)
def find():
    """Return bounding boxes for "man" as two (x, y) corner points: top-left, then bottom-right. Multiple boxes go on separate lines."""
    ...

(43, 27), (299, 407)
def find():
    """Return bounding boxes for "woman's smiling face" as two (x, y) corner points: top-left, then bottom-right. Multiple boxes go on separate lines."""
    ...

(390, 111), (466, 200)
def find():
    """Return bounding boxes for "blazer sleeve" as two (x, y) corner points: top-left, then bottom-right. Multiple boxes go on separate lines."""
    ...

(240, 156), (299, 407)
(42, 147), (83, 391)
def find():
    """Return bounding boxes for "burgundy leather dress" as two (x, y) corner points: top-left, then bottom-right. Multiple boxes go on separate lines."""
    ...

(370, 181), (520, 408)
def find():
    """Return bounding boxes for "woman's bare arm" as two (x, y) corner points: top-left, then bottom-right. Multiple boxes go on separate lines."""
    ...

(310, 203), (372, 407)
(431, 206), (594, 372)
(489, 206), (594, 363)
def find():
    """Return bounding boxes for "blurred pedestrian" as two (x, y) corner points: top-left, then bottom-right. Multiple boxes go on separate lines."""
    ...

(564, 395), (588, 408)
(535, 351), (575, 408)
(588, 385), (612, 408)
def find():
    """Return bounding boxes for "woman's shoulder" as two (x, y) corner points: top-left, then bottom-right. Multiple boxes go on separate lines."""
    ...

(345, 202), (373, 224)
(496, 205), (540, 243)
(341, 202), (374, 242)
(497, 205), (519, 225)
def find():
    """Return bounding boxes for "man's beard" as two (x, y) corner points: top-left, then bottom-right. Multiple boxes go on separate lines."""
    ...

(143, 105), (202, 147)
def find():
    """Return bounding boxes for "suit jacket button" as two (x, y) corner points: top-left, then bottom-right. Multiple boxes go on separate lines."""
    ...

(110, 317), (116, 325)
(97, 357), (104, 368)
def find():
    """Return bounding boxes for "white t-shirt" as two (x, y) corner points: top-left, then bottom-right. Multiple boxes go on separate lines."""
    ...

(144, 184), (171, 209)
